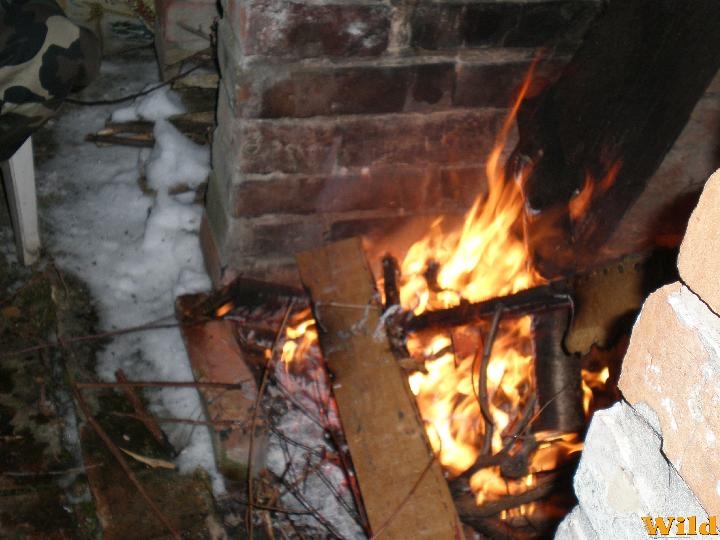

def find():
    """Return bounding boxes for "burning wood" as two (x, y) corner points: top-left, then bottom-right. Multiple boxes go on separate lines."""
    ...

(173, 55), (630, 537)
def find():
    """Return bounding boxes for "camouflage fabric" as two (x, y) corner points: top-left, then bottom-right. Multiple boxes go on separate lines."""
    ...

(0, 0), (100, 161)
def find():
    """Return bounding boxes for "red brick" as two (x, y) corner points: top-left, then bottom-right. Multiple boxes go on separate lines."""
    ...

(260, 63), (455, 118)
(225, 108), (506, 175)
(223, 0), (390, 59)
(409, 1), (598, 51)
(229, 163), (492, 218)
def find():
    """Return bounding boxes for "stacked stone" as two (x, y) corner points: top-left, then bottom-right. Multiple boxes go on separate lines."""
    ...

(204, 0), (601, 283)
(558, 169), (720, 538)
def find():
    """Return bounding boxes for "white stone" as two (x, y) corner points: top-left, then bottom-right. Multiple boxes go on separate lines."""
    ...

(555, 506), (596, 540)
(555, 401), (707, 539)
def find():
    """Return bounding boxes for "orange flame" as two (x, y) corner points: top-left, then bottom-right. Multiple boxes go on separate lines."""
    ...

(397, 59), (570, 507)
(568, 162), (622, 221)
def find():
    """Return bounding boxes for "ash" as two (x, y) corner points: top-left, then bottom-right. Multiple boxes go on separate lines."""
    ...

(261, 333), (367, 539)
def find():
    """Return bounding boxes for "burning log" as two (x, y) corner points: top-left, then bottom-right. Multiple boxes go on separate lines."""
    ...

(296, 238), (464, 540)
(405, 279), (572, 333)
(382, 253), (401, 310)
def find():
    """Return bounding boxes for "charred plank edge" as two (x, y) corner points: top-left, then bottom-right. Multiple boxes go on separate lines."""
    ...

(177, 277), (306, 321)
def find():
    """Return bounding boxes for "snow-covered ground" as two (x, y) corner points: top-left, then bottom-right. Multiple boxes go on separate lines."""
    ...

(32, 50), (224, 492)
(0, 47), (373, 537)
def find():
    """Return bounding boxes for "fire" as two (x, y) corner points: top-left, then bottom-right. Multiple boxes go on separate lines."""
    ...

(397, 60), (557, 507)
(568, 162), (622, 221)
(277, 58), (605, 519)
(280, 308), (319, 366)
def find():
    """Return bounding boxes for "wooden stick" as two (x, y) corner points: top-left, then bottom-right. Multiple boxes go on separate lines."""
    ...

(85, 133), (155, 148)
(72, 385), (182, 539)
(405, 280), (572, 333)
(246, 300), (296, 540)
(114, 369), (168, 447)
(75, 380), (244, 390)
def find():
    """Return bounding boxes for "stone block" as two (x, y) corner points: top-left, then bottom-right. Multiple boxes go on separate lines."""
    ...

(618, 282), (720, 515)
(678, 168), (720, 315)
(556, 400), (706, 539)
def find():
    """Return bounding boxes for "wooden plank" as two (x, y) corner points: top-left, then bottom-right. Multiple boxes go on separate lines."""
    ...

(511, 0), (720, 277)
(296, 238), (463, 540)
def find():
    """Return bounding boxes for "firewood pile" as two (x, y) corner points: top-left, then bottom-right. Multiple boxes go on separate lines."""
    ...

(174, 237), (629, 539)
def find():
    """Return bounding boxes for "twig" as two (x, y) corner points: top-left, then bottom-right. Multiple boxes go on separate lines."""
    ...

(2, 463), (101, 477)
(0, 317), (187, 360)
(177, 22), (212, 41)
(72, 385), (182, 539)
(474, 306), (503, 456)
(246, 300), (297, 540)
(75, 379), (244, 390)
(66, 61), (207, 106)
(111, 411), (245, 428)
(455, 473), (558, 519)
(85, 133), (154, 148)
(115, 369), (168, 447)
(280, 477), (348, 540)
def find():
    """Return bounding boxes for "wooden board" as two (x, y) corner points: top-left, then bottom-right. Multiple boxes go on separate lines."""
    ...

(511, 0), (720, 277)
(296, 238), (463, 540)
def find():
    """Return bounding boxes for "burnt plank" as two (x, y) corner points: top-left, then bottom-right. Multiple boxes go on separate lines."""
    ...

(512, 0), (720, 277)
(296, 238), (463, 540)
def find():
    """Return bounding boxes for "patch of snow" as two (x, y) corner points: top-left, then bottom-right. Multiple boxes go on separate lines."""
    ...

(110, 85), (186, 122)
(37, 55), (222, 493)
(146, 120), (210, 191)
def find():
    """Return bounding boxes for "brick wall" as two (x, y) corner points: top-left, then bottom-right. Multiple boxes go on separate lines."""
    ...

(203, 0), (602, 283)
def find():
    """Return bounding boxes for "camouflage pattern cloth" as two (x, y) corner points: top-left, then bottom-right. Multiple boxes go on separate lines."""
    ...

(0, 0), (100, 161)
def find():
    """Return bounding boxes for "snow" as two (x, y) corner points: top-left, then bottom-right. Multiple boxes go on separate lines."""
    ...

(32, 54), (223, 493)
(146, 120), (210, 191)
(1, 50), (369, 536)
(110, 85), (186, 122)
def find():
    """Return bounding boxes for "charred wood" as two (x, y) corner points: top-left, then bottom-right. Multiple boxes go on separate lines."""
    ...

(176, 277), (305, 322)
(531, 308), (584, 433)
(511, 0), (720, 277)
(405, 280), (572, 333)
